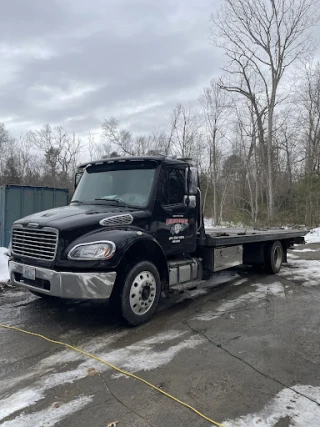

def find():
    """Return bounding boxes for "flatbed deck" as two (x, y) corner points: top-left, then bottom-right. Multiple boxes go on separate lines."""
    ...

(204, 228), (308, 247)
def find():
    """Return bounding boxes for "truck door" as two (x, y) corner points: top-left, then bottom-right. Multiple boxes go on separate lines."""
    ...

(154, 165), (197, 255)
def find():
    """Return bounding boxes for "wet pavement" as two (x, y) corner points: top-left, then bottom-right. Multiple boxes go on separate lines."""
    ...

(0, 245), (320, 426)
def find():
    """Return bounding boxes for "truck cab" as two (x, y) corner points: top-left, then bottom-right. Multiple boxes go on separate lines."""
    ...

(8, 155), (307, 325)
(9, 156), (202, 325)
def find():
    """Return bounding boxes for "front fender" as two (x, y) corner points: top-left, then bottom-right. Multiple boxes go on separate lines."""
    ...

(57, 228), (162, 270)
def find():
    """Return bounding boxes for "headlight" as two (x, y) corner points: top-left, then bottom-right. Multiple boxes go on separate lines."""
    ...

(68, 241), (116, 260)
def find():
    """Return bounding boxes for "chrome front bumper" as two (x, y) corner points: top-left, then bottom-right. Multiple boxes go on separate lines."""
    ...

(9, 261), (117, 299)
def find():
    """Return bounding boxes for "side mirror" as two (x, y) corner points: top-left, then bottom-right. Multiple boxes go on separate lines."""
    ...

(74, 172), (83, 189)
(184, 195), (196, 208)
(188, 167), (198, 195)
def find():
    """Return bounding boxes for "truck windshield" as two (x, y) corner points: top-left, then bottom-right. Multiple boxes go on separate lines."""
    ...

(71, 164), (157, 208)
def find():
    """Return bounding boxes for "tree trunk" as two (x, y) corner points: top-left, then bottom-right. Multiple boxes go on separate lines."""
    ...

(212, 130), (218, 225)
(266, 104), (275, 222)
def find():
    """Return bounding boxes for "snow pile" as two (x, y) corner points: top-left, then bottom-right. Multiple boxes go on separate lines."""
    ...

(0, 248), (9, 283)
(204, 218), (245, 229)
(305, 227), (320, 243)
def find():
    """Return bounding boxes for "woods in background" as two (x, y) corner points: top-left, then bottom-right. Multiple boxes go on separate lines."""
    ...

(1, 0), (320, 228)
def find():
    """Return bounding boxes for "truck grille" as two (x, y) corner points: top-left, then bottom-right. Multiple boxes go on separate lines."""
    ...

(12, 227), (58, 261)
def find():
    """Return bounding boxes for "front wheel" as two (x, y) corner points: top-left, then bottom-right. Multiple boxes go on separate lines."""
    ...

(119, 261), (161, 326)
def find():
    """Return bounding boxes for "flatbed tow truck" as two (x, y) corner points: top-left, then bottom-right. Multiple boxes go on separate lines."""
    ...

(8, 156), (307, 325)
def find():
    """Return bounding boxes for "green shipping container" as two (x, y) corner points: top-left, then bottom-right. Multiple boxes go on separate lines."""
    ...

(0, 185), (69, 248)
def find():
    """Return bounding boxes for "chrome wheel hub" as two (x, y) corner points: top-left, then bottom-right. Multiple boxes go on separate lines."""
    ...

(129, 271), (156, 315)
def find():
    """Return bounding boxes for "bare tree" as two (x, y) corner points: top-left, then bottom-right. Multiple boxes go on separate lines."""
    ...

(28, 125), (82, 188)
(300, 62), (320, 175)
(236, 104), (261, 224)
(57, 129), (82, 180)
(88, 132), (98, 161)
(169, 104), (203, 158)
(212, 0), (320, 220)
(88, 131), (114, 160)
(200, 79), (229, 224)
(17, 134), (33, 180)
(293, 61), (320, 225)
(0, 123), (16, 184)
(148, 105), (201, 157)
(102, 118), (134, 155)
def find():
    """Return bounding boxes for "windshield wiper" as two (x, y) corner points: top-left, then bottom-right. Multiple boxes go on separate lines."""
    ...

(94, 197), (128, 207)
(70, 200), (84, 205)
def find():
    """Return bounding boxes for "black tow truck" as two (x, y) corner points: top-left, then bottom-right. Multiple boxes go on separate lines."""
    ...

(8, 156), (307, 325)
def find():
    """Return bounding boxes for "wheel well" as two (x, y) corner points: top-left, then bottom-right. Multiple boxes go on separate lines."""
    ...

(116, 239), (169, 292)
(243, 240), (288, 265)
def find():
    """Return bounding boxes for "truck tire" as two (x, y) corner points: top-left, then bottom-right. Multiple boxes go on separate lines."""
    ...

(119, 261), (161, 326)
(264, 241), (283, 274)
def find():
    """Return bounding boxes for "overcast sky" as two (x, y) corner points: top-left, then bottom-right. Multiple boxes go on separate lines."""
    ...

(0, 0), (223, 139)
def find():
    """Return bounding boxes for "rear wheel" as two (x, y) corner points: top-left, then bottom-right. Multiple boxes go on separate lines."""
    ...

(118, 261), (161, 326)
(264, 241), (283, 274)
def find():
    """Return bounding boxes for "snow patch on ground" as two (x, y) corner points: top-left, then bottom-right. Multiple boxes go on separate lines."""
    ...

(173, 287), (208, 304)
(174, 271), (242, 304)
(0, 247), (9, 282)
(39, 331), (129, 369)
(293, 248), (317, 252)
(281, 259), (320, 287)
(233, 278), (248, 286)
(1, 395), (92, 427)
(0, 292), (36, 324)
(0, 389), (43, 421)
(223, 385), (320, 427)
(195, 282), (285, 322)
(209, 271), (241, 286)
(186, 288), (208, 297)
(75, 330), (203, 379)
(0, 329), (204, 423)
(305, 227), (320, 243)
(287, 253), (299, 259)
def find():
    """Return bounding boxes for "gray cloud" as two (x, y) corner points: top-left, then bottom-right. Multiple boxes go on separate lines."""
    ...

(0, 0), (222, 138)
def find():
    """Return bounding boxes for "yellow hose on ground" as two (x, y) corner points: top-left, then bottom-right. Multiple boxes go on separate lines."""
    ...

(0, 323), (225, 427)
